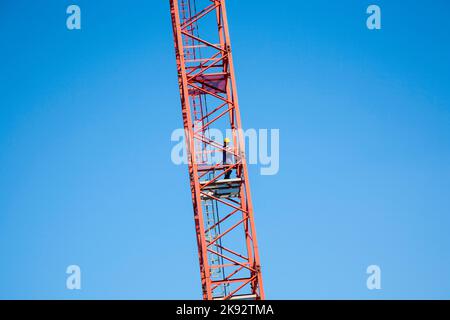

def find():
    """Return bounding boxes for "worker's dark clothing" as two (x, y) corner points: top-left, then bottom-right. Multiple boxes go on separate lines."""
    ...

(223, 145), (233, 179)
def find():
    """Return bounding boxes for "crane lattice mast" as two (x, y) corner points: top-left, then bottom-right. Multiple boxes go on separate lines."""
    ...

(169, 0), (265, 300)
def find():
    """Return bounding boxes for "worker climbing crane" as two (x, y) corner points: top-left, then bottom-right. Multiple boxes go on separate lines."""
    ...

(170, 0), (265, 300)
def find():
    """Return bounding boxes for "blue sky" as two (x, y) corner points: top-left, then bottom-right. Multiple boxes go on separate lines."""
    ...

(0, 0), (449, 299)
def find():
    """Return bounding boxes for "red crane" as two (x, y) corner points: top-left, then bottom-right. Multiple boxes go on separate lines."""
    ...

(169, 0), (265, 300)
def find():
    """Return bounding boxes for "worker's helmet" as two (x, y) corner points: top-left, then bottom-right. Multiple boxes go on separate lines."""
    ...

(224, 137), (231, 143)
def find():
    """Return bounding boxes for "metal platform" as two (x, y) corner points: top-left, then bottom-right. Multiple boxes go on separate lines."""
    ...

(200, 178), (242, 199)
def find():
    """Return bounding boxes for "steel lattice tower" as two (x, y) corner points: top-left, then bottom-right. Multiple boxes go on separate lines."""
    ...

(170, 0), (265, 300)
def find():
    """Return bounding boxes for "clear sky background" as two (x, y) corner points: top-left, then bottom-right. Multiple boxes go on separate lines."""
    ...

(0, 0), (449, 299)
